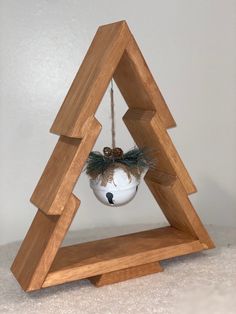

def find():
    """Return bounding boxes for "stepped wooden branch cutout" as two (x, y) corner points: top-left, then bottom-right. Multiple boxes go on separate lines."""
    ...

(11, 21), (214, 292)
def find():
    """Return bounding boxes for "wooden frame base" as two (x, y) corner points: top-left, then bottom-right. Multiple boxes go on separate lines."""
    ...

(11, 21), (214, 292)
(42, 226), (204, 289)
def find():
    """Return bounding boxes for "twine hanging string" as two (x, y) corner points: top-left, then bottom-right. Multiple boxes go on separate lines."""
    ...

(85, 79), (152, 185)
(110, 79), (116, 149)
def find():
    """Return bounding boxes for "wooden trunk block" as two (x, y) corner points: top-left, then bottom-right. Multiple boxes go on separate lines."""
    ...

(89, 262), (163, 287)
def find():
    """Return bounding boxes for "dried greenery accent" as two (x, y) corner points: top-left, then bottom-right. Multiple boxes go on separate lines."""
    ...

(85, 147), (155, 186)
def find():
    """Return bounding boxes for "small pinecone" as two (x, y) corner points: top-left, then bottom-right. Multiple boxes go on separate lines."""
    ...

(103, 147), (112, 157)
(112, 147), (123, 158)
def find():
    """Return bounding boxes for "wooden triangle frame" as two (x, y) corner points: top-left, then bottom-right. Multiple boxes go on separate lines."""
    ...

(11, 21), (214, 292)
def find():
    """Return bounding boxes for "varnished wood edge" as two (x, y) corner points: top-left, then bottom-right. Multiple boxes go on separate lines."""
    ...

(30, 117), (101, 215)
(50, 21), (131, 138)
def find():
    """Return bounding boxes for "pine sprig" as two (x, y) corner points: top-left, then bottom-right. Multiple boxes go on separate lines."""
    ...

(85, 152), (112, 177)
(122, 148), (152, 169)
(85, 147), (155, 181)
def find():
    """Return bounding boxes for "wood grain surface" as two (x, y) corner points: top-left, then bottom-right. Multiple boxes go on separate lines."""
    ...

(114, 34), (176, 129)
(50, 21), (130, 138)
(50, 21), (176, 138)
(42, 227), (204, 288)
(123, 109), (196, 194)
(146, 175), (215, 249)
(31, 118), (101, 215)
(11, 194), (80, 291)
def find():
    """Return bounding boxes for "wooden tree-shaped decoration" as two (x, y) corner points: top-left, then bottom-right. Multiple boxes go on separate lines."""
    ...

(11, 21), (214, 292)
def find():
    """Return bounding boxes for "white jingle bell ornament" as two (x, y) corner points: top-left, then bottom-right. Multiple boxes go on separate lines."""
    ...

(85, 81), (152, 207)
(90, 167), (140, 207)
(86, 147), (151, 207)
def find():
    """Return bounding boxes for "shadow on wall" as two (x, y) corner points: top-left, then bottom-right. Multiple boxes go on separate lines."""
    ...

(193, 177), (236, 227)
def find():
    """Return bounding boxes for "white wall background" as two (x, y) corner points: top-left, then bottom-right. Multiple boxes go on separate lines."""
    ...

(0, 0), (235, 245)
